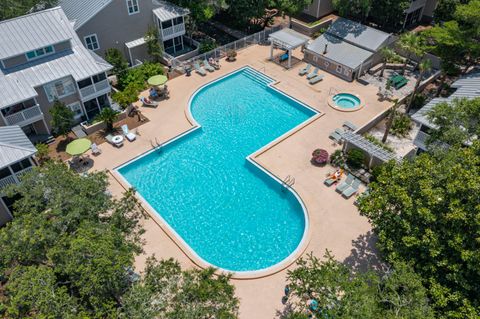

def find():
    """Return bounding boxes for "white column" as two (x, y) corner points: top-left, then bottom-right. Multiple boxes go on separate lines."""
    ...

(288, 48), (292, 69)
(270, 41), (274, 61)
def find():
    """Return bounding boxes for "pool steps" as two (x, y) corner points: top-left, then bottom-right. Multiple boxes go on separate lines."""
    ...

(242, 68), (273, 86)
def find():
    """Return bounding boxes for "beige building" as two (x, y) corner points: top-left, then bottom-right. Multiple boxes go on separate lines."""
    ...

(0, 7), (113, 142)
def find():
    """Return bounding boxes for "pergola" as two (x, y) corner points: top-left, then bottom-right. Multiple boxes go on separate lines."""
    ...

(268, 28), (310, 69)
(341, 131), (400, 168)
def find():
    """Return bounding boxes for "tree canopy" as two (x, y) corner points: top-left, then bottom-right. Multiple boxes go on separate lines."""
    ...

(49, 99), (74, 137)
(1, 0), (58, 20)
(369, 0), (410, 30)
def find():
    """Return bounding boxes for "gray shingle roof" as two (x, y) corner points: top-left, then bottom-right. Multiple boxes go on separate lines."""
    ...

(306, 33), (374, 69)
(0, 7), (112, 109)
(59, 0), (113, 30)
(269, 28), (310, 50)
(412, 71), (480, 128)
(153, 1), (190, 22)
(0, 126), (37, 168)
(0, 8), (72, 60)
(327, 17), (391, 52)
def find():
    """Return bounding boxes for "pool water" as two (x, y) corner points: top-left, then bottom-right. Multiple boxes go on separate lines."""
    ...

(118, 68), (316, 272)
(333, 93), (361, 109)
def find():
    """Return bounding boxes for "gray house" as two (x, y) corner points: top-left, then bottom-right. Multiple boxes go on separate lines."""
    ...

(0, 126), (37, 226)
(60, 0), (192, 65)
(304, 18), (393, 81)
(411, 71), (480, 152)
(0, 7), (113, 141)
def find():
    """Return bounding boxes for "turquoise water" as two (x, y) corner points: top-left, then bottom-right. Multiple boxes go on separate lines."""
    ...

(118, 68), (316, 271)
(333, 93), (361, 109)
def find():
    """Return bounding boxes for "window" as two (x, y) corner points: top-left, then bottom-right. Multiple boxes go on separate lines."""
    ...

(25, 45), (54, 60)
(313, 55), (318, 62)
(44, 77), (76, 102)
(162, 20), (173, 29)
(68, 102), (84, 120)
(127, 0), (139, 15)
(174, 17), (183, 25)
(92, 73), (106, 83)
(11, 158), (32, 173)
(84, 34), (99, 51)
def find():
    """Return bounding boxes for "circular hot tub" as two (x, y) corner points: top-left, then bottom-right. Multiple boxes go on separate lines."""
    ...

(328, 93), (364, 112)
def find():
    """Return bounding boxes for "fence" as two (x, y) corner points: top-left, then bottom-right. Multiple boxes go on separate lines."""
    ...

(167, 25), (283, 71)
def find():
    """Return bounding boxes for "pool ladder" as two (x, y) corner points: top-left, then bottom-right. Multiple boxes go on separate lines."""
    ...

(282, 175), (295, 190)
(150, 138), (162, 149)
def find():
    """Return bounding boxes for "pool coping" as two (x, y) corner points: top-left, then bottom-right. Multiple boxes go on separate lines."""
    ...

(327, 92), (365, 112)
(113, 66), (323, 279)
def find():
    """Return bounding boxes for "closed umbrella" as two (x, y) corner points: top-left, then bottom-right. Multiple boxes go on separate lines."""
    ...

(66, 138), (92, 156)
(147, 75), (168, 86)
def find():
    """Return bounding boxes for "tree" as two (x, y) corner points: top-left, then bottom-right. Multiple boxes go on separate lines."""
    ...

(97, 107), (119, 132)
(397, 32), (424, 75)
(426, 97), (480, 147)
(358, 143), (480, 317)
(406, 58), (432, 112)
(34, 143), (50, 164)
(49, 99), (74, 138)
(382, 98), (399, 143)
(283, 251), (434, 318)
(332, 0), (372, 22)
(275, 0), (314, 27)
(144, 25), (163, 63)
(369, 0), (410, 30)
(1, 0), (58, 20)
(226, 0), (271, 28)
(112, 83), (141, 109)
(169, 0), (226, 23)
(379, 47), (397, 77)
(105, 48), (129, 79)
(434, 0), (461, 23)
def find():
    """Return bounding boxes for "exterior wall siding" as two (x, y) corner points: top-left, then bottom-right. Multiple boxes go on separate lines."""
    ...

(1, 40), (72, 69)
(304, 50), (355, 81)
(303, 0), (333, 18)
(76, 0), (158, 60)
(0, 201), (12, 226)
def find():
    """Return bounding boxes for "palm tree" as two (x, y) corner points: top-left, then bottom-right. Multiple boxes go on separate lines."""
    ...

(398, 32), (422, 75)
(97, 107), (119, 132)
(406, 58), (432, 112)
(379, 47), (396, 78)
(382, 99), (400, 144)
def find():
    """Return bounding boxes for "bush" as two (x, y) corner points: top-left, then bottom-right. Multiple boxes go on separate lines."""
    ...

(364, 134), (395, 152)
(199, 37), (217, 53)
(330, 149), (345, 168)
(117, 62), (164, 91)
(105, 48), (128, 79)
(35, 143), (50, 164)
(410, 93), (427, 110)
(391, 113), (413, 137)
(346, 149), (365, 169)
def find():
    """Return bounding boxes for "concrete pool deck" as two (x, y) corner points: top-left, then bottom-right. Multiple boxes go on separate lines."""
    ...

(87, 44), (392, 318)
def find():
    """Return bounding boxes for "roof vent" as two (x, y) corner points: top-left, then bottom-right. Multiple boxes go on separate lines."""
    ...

(323, 44), (328, 54)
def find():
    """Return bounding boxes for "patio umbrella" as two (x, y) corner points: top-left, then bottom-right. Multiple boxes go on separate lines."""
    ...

(147, 75), (168, 86)
(66, 138), (92, 156)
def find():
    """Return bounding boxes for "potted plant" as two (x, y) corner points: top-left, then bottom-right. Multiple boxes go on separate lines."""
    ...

(226, 49), (237, 62)
(311, 148), (329, 166)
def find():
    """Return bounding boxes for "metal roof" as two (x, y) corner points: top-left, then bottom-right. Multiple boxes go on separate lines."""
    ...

(0, 8), (73, 60)
(59, 0), (112, 30)
(307, 32), (374, 69)
(327, 17), (391, 52)
(0, 7), (112, 109)
(342, 131), (400, 163)
(0, 126), (37, 168)
(269, 28), (310, 50)
(412, 71), (480, 128)
(153, 1), (190, 22)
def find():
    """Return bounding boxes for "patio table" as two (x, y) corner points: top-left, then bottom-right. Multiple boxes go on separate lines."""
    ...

(112, 135), (124, 145)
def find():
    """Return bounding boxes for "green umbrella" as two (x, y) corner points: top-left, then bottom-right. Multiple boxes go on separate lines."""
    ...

(66, 138), (92, 156)
(147, 75), (168, 86)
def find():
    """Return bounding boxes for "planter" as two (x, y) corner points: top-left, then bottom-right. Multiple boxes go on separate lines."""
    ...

(311, 149), (329, 166)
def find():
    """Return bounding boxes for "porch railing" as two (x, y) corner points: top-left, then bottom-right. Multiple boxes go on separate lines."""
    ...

(79, 79), (110, 100)
(4, 104), (42, 126)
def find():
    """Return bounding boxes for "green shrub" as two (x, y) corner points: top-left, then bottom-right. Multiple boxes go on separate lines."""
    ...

(117, 62), (164, 90)
(410, 94), (427, 110)
(391, 113), (413, 137)
(330, 149), (345, 167)
(199, 37), (217, 53)
(364, 134), (395, 152)
(346, 149), (365, 169)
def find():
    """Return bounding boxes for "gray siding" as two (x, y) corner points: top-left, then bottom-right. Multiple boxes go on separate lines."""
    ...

(76, 0), (158, 59)
(1, 40), (72, 69)
(304, 50), (355, 81)
(0, 201), (12, 227)
(303, 0), (333, 18)
(422, 0), (438, 17)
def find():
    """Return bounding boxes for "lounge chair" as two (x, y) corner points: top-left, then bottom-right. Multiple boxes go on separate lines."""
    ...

(299, 64), (311, 76)
(342, 178), (362, 198)
(343, 121), (357, 131)
(309, 74), (324, 85)
(306, 68), (319, 79)
(279, 52), (289, 62)
(336, 174), (354, 193)
(106, 134), (123, 148)
(121, 124), (136, 142)
(91, 143), (102, 155)
(329, 131), (342, 142)
(203, 60), (215, 72)
(334, 128), (345, 136)
(194, 62), (207, 76)
(139, 96), (158, 108)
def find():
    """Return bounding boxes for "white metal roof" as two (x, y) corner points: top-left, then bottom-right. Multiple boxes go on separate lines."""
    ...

(0, 7), (112, 109)
(0, 8), (73, 60)
(269, 28), (310, 50)
(0, 126), (37, 168)
(412, 71), (480, 128)
(153, 1), (190, 22)
(342, 131), (400, 163)
(59, 0), (113, 30)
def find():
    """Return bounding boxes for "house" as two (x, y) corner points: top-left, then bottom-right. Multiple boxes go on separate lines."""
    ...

(59, 0), (192, 65)
(411, 71), (480, 152)
(0, 7), (113, 142)
(0, 126), (37, 226)
(303, 0), (334, 19)
(304, 18), (393, 81)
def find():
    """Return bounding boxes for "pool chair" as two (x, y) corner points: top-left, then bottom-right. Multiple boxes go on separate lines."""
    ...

(299, 64), (311, 76)
(342, 178), (362, 198)
(91, 143), (102, 155)
(203, 59), (215, 72)
(139, 96), (158, 108)
(329, 130), (342, 142)
(306, 67), (319, 79)
(121, 124), (136, 142)
(343, 121), (357, 131)
(279, 52), (289, 62)
(194, 62), (207, 76)
(309, 74), (324, 85)
(336, 174), (354, 193)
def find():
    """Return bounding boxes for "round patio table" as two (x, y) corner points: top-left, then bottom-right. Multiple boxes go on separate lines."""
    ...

(112, 135), (124, 144)
(147, 75), (168, 86)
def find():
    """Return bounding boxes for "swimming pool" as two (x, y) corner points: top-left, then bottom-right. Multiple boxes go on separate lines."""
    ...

(329, 93), (364, 112)
(117, 67), (317, 273)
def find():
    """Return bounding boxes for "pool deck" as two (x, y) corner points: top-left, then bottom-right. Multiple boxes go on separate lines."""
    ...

(88, 44), (392, 318)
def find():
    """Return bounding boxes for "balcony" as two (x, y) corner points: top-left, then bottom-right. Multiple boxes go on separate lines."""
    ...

(0, 167), (33, 193)
(79, 79), (111, 100)
(161, 23), (185, 40)
(4, 104), (43, 126)
(413, 130), (429, 150)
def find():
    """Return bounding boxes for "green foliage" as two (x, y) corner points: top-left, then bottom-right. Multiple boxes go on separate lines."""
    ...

(113, 82), (142, 109)
(226, 0), (271, 27)
(369, 0), (410, 29)
(35, 143), (50, 164)
(105, 48), (129, 78)
(346, 148), (365, 169)
(96, 107), (119, 131)
(398, 32), (425, 74)
(426, 97), (480, 147)
(333, 0), (372, 22)
(364, 134), (395, 152)
(199, 37), (218, 53)
(145, 25), (163, 63)
(49, 99), (74, 137)
(434, 0), (461, 23)
(169, 0), (226, 23)
(117, 62), (164, 90)
(390, 113), (412, 137)
(275, 0), (314, 25)
(329, 149), (346, 167)
(358, 143), (480, 317)
(284, 251), (434, 318)
(1, 0), (58, 20)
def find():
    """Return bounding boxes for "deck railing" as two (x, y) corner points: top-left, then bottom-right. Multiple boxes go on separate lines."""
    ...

(79, 79), (110, 100)
(4, 104), (42, 126)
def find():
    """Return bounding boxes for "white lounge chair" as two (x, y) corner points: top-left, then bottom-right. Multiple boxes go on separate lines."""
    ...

(121, 124), (136, 142)
(194, 62), (206, 76)
(299, 64), (311, 76)
(106, 134), (123, 147)
(139, 96), (158, 108)
(306, 67), (319, 79)
(336, 174), (354, 193)
(203, 59), (215, 72)
(91, 143), (102, 155)
(343, 121), (358, 131)
(309, 74), (324, 84)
